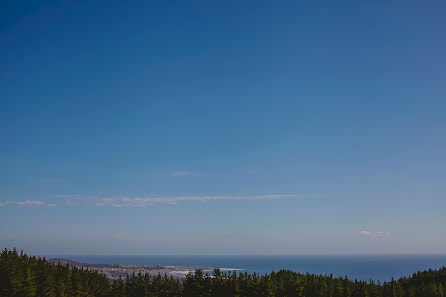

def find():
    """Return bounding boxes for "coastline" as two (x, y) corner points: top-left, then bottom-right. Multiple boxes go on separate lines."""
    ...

(48, 254), (446, 282)
(48, 258), (242, 280)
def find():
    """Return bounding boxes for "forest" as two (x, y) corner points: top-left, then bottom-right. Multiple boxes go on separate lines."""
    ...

(1, 248), (445, 297)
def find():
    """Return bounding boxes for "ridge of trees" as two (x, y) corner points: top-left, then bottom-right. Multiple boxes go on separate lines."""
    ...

(1, 248), (445, 297)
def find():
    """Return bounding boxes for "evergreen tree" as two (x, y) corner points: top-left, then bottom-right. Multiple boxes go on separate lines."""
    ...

(24, 265), (37, 297)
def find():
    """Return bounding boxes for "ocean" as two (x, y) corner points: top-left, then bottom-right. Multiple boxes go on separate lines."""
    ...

(57, 255), (446, 282)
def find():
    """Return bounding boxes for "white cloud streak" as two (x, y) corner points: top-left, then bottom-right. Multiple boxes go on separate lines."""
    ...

(359, 230), (391, 238)
(95, 194), (300, 207)
(1, 194), (308, 209)
(0, 200), (48, 207)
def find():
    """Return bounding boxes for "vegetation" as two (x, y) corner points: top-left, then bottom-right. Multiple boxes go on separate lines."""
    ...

(1, 248), (446, 297)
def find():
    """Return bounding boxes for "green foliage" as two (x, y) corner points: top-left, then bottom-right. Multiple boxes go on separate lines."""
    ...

(1, 248), (446, 297)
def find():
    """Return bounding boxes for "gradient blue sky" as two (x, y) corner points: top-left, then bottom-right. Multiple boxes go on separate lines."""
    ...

(1, 0), (445, 255)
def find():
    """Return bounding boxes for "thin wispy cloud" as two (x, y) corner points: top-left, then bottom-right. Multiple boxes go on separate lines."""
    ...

(65, 199), (79, 207)
(359, 230), (391, 238)
(1, 194), (311, 209)
(0, 200), (50, 207)
(95, 194), (300, 207)
(171, 171), (204, 177)
(54, 194), (96, 205)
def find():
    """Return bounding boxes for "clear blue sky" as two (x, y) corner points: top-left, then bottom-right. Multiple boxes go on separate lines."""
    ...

(1, 0), (445, 255)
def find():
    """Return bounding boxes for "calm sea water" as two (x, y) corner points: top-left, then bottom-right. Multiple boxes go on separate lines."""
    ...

(57, 255), (446, 282)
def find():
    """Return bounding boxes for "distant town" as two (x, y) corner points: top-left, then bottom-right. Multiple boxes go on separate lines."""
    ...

(48, 258), (204, 279)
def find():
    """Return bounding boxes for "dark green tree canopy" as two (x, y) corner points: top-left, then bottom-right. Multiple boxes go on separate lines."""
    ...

(1, 248), (445, 297)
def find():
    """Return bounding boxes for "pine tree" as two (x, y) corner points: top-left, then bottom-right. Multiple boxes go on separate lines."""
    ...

(112, 277), (126, 297)
(42, 270), (56, 297)
(24, 265), (37, 297)
(10, 262), (24, 297)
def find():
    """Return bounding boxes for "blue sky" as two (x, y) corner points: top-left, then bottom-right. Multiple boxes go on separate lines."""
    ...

(1, 0), (445, 255)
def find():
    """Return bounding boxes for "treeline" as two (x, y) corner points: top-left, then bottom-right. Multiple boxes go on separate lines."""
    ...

(1, 248), (446, 297)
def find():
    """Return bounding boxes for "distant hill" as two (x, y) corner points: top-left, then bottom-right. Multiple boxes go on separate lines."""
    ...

(48, 258), (126, 269)
(48, 257), (90, 267)
(47, 257), (184, 279)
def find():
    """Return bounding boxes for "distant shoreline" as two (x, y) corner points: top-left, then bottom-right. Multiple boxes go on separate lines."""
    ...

(48, 257), (241, 279)
(46, 254), (446, 282)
